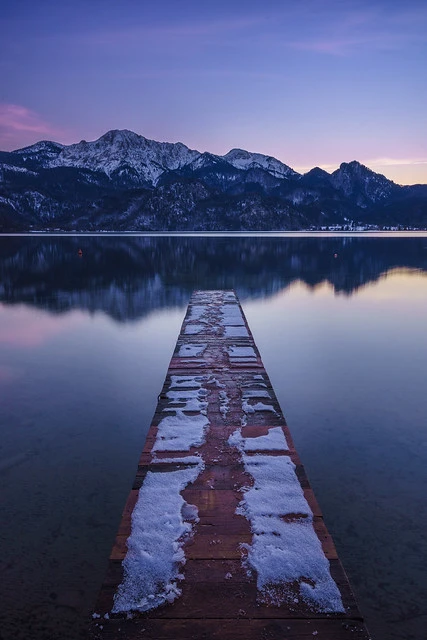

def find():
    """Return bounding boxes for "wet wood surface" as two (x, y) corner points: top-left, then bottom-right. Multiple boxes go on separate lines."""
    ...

(90, 290), (371, 640)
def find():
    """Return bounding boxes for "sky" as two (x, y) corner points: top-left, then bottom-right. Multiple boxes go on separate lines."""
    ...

(0, 0), (426, 184)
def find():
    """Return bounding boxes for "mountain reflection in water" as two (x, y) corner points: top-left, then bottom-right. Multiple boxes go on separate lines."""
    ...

(1, 235), (427, 319)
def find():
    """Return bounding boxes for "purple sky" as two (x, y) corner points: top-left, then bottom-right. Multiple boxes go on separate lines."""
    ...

(1, 0), (426, 184)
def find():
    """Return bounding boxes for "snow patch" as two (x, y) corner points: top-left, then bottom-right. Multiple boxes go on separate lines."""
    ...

(225, 326), (249, 337)
(151, 455), (203, 465)
(170, 375), (204, 389)
(228, 427), (288, 452)
(228, 346), (256, 358)
(155, 376), (210, 450)
(242, 389), (271, 399)
(0, 163), (37, 175)
(112, 462), (204, 613)
(178, 343), (207, 357)
(220, 304), (245, 326)
(188, 305), (207, 322)
(166, 389), (207, 402)
(164, 388), (207, 413)
(184, 324), (204, 335)
(154, 411), (209, 451)
(235, 453), (344, 612)
(242, 400), (276, 414)
(219, 390), (230, 419)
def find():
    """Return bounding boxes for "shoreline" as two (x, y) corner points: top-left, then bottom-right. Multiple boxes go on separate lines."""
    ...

(2, 230), (427, 238)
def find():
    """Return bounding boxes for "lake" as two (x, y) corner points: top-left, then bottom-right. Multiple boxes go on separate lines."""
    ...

(0, 233), (426, 640)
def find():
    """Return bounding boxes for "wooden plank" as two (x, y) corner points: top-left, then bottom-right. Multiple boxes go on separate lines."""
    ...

(93, 565), (362, 626)
(90, 617), (370, 640)
(182, 489), (241, 517)
(116, 490), (138, 536)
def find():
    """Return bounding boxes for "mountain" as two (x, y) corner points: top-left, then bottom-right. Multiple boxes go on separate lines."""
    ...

(223, 148), (299, 179)
(0, 129), (426, 231)
(330, 161), (397, 204)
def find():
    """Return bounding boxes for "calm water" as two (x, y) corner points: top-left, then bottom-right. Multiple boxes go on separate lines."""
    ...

(0, 234), (426, 640)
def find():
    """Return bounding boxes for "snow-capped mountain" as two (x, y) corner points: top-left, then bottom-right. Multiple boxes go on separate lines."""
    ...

(12, 130), (300, 187)
(47, 130), (200, 186)
(223, 148), (298, 179)
(14, 140), (65, 166)
(0, 129), (426, 231)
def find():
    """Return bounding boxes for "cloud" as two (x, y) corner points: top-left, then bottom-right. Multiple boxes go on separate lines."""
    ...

(364, 157), (427, 168)
(108, 68), (282, 82)
(78, 15), (266, 48)
(0, 103), (70, 150)
(0, 104), (55, 134)
(362, 157), (427, 184)
(286, 32), (414, 56)
(284, 2), (427, 56)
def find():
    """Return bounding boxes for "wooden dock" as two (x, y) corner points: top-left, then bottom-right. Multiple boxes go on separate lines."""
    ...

(90, 290), (371, 640)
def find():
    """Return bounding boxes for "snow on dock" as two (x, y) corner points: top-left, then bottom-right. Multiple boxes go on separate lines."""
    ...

(90, 290), (371, 640)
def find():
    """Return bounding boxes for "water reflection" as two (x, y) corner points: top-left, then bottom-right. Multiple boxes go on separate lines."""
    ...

(0, 235), (426, 640)
(1, 235), (427, 319)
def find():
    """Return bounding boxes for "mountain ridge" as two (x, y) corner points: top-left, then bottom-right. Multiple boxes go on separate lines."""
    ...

(1, 129), (426, 231)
